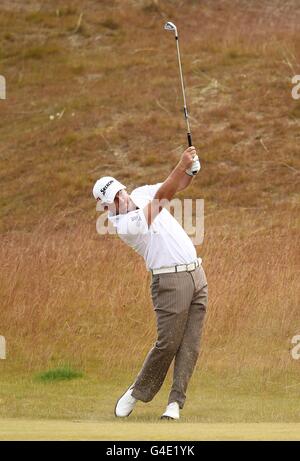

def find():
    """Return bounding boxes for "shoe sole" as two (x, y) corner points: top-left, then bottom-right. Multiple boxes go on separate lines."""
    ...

(114, 384), (135, 418)
(160, 415), (178, 420)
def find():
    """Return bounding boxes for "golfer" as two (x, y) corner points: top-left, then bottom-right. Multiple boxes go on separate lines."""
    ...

(93, 146), (208, 420)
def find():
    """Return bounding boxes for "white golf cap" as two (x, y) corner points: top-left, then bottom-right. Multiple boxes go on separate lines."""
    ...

(92, 176), (126, 204)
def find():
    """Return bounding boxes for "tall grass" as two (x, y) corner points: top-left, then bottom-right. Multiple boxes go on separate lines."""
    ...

(1, 208), (298, 378)
(0, 0), (299, 384)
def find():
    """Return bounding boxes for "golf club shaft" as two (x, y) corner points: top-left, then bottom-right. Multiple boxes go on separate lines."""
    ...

(175, 35), (192, 147)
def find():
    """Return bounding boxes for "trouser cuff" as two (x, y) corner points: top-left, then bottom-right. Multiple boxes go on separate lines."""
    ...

(168, 392), (185, 409)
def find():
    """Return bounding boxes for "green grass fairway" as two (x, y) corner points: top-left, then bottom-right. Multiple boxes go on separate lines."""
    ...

(0, 420), (299, 441)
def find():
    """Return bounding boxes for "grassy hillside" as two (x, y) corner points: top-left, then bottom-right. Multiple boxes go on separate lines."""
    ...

(0, 0), (299, 231)
(0, 0), (299, 423)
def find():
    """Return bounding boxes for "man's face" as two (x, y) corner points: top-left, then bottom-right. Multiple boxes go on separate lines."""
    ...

(105, 189), (132, 215)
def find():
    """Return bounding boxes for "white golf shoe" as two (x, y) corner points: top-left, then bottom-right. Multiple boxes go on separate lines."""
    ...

(114, 385), (137, 417)
(161, 402), (180, 420)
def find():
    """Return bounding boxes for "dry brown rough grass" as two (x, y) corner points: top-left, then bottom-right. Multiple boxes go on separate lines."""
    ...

(0, 1), (299, 386)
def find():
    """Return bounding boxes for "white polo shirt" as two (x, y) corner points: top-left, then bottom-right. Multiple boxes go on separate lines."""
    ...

(108, 183), (199, 271)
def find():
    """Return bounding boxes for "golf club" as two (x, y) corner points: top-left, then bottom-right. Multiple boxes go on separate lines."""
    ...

(164, 21), (193, 147)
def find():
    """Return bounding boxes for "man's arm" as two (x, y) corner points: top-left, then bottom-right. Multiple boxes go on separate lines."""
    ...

(176, 170), (194, 192)
(143, 146), (197, 226)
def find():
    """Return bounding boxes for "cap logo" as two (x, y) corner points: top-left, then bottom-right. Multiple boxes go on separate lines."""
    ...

(100, 179), (113, 196)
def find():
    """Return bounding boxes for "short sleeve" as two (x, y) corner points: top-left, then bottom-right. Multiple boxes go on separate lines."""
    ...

(117, 208), (148, 236)
(147, 183), (163, 199)
(130, 183), (163, 206)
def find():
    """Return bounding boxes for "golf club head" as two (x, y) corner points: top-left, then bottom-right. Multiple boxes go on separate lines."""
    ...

(164, 21), (178, 37)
